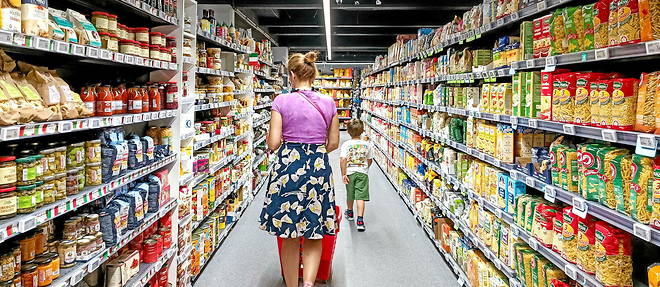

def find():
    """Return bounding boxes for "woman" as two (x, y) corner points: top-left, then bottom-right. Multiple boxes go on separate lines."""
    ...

(259, 51), (340, 287)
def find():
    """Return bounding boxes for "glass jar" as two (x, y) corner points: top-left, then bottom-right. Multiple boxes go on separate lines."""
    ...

(62, 220), (77, 241)
(160, 47), (171, 62)
(35, 258), (50, 287)
(93, 233), (103, 251)
(119, 40), (137, 55)
(19, 236), (35, 262)
(128, 87), (142, 114)
(140, 42), (149, 58)
(39, 177), (53, 205)
(53, 147), (65, 174)
(134, 27), (149, 43)
(107, 14), (117, 33)
(99, 32), (118, 52)
(149, 45), (160, 60)
(140, 86), (149, 113)
(20, 264), (36, 287)
(46, 242), (57, 254)
(29, 156), (42, 182)
(75, 167), (84, 191)
(166, 36), (176, 56)
(84, 140), (101, 164)
(149, 32), (164, 46)
(85, 163), (101, 186)
(12, 246), (20, 276)
(57, 241), (75, 268)
(15, 157), (35, 186)
(85, 214), (100, 235)
(0, 156), (16, 189)
(127, 27), (135, 41)
(45, 254), (57, 280)
(38, 150), (53, 177)
(53, 173), (65, 201)
(32, 181), (42, 208)
(75, 239), (91, 261)
(66, 143), (84, 169)
(0, 250), (14, 281)
(16, 185), (35, 214)
(118, 24), (127, 40)
(148, 85), (161, 111)
(90, 12), (108, 33)
(96, 85), (113, 117)
(65, 169), (78, 196)
(0, 186), (16, 219)
(32, 230), (45, 256)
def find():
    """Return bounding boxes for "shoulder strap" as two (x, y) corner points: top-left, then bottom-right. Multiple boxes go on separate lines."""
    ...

(296, 92), (331, 131)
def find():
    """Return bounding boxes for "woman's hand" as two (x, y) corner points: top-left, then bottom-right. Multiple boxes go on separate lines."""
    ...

(342, 175), (349, 184)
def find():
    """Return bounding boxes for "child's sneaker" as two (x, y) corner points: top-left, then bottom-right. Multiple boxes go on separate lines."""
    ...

(357, 217), (365, 231)
(345, 209), (354, 221)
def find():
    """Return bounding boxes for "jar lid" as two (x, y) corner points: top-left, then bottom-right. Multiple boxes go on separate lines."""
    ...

(109, 33), (118, 38)
(70, 142), (83, 147)
(140, 42), (149, 47)
(16, 184), (35, 191)
(86, 139), (101, 144)
(76, 239), (90, 245)
(34, 257), (51, 265)
(15, 157), (34, 163)
(149, 32), (162, 36)
(59, 240), (75, 246)
(107, 14), (118, 19)
(99, 32), (112, 37)
(134, 27), (149, 32)
(21, 264), (37, 272)
(166, 36), (175, 40)
(91, 11), (109, 16)
(0, 186), (16, 193)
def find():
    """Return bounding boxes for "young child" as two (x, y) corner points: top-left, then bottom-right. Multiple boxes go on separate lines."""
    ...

(339, 119), (373, 231)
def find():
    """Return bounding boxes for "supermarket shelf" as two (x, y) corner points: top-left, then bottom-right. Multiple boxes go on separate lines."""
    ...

(362, 0), (578, 78)
(255, 70), (277, 81)
(184, 31), (196, 39)
(252, 152), (268, 170)
(363, 98), (660, 149)
(319, 77), (353, 80)
(197, 31), (251, 54)
(315, 86), (353, 90)
(254, 174), (268, 194)
(124, 247), (177, 287)
(194, 100), (237, 112)
(254, 116), (271, 127)
(232, 131), (252, 143)
(254, 89), (276, 93)
(0, 154), (176, 245)
(196, 67), (235, 77)
(233, 149), (251, 164)
(178, 213), (193, 228)
(67, 0), (178, 25)
(259, 59), (274, 67)
(254, 102), (272, 110)
(361, 67), (512, 88)
(186, 155), (236, 187)
(367, 118), (660, 247)
(234, 68), (253, 74)
(0, 109), (177, 142)
(193, 128), (235, 151)
(0, 31), (178, 71)
(51, 199), (178, 287)
(512, 40), (660, 70)
(179, 173), (194, 186)
(253, 135), (266, 148)
(361, 97), (400, 106)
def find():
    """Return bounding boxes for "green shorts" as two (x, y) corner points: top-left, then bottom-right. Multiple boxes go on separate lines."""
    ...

(346, 172), (369, 201)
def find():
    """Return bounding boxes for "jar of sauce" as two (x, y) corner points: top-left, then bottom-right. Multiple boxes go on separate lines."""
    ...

(32, 181), (42, 208)
(90, 12), (109, 33)
(35, 258), (51, 287)
(149, 45), (160, 59)
(20, 264), (37, 287)
(134, 27), (149, 43)
(96, 85), (113, 116)
(128, 87), (142, 114)
(140, 42), (149, 58)
(19, 236), (35, 262)
(107, 14), (118, 33)
(45, 253), (58, 280)
(0, 156), (16, 188)
(57, 241), (75, 268)
(165, 82), (178, 109)
(141, 86), (149, 113)
(149, 85), (161, 111)
(0, 186), (16, 219)
(15, 157), (35, 186)
(80, 87), (95, 116)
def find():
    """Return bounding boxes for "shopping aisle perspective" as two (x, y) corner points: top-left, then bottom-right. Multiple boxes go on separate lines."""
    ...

(194, 134), (459, 287)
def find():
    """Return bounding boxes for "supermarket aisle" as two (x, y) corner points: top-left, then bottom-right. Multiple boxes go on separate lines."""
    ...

(194, 133), (458, 287)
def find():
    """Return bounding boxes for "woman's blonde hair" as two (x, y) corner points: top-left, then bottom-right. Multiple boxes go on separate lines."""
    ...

(288, 51), (319, 83)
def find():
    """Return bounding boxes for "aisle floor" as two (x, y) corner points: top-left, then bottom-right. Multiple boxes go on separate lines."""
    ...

(194, 133), (459, 287)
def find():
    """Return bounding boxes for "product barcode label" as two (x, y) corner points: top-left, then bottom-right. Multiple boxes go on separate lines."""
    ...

(601, 129), (617, 142)
(54, 41), (69, 54)
(58, 121), (73, 133)
(19, 216), (37, 232)
(511, 11), (519, 21)
(0, 30), (12, 44)
(2, 126), (19, 141)
(124, 55), (135, 64)
(135, 57), (144, 66)
(70, 270), (85, 285)
(526, 59), (535, 68)
(34, 37), (50, 51)
(636, 134), (657, 157)
(564, 265), (578, 280)
(645, 40), (660, 55)
(115, 53), (125, 62)
(525, 176), (535, 187)
(537, 0), (547, 10)
(528, 119), (538, 128)
(123, 115), (133, 124)
(71, 44), (85, 56)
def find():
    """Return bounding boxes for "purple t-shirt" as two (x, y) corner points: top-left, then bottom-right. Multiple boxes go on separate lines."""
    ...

(272, 90), (337, 144)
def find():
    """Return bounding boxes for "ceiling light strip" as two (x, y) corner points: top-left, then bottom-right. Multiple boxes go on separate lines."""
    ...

(323, 0), (332, 60)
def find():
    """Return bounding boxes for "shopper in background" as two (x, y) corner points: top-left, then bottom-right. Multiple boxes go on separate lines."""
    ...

(259, 51), (340, 287)
(340, 119), (373, 231)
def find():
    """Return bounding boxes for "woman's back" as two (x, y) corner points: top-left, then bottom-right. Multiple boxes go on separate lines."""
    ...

(272, 90), (337, 145)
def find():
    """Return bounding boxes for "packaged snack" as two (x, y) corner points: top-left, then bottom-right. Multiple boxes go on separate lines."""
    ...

(67, 9), (101, 47)
(1, 0), (21, 32)
(564, 7), (583, 53)
(651, 157), (660, 229)
(21, 0), (48, 37)
(49, 8), (78, 44)
(576, 215), (597, 274)
(635, 72), (659, 133)
(639, 0), (660, 41)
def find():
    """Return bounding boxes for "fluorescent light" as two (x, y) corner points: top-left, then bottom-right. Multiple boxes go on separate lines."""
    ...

(323, 0), (332, 60)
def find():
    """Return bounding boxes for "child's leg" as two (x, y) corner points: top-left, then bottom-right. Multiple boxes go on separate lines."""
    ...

(346, 173), (356, 211)
(356, 200), (365, 217)
(354, 173), (370, 217)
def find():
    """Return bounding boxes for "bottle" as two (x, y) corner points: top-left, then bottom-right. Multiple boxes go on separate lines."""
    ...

(80, 87), (95, 116)
(200, 10), (210, 34)
(140, 86), (149, 113)
(149, 85), (161, 111)
(208, 10), (216, 36)
(95, 85), (113, 116)
(128, 87), (142, 114)
(112, 85), (122, 114)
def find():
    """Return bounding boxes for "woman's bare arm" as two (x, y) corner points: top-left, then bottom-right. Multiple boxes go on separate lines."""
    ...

(326, 115), (340, 152)
(267, 111), (283, 151)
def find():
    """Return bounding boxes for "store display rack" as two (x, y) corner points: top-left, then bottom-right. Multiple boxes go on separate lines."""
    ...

(363, 109), (660, 246)
(193, 128), (236, 151)
(194, 100), (237, 112)
(254, 88), (276, 93)
(72, 0), (178, 25)
(196, 31), (251, 54)
(196, 67), (235, 77)
(254, 102), (272, 110)
(190, 173), (252, 231)
(253, 135), (266, 148)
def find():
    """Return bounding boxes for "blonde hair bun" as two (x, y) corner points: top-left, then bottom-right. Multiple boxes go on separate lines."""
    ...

(304, 51), (318, 64)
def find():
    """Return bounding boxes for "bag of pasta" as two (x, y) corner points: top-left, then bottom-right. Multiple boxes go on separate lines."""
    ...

(549, 136), (566, 187)
(594, 0), (611, 48)
(520, 248), (537, 287)
(617, 0), (641, 45)
(561, 148), (579, 193)
(532, 254), (551, 287)
(533, 203), (558, 248)
(553, 209), (564, 253)
(576, 215), (597, 274)
(635, 72), (659, 133)
(630, 154), (654, 224)
(50, 70), (92, 118)
(550, 9), (567, 55)
(561, 207), (579, 263)
(579, 143), (605, 200)
(544, 262), (567, 287)
(582, 4), (596, 50)
(639, 0), (660, 41)
(613, 154), (633, 214)
(608, 0), (620, 46)
(564, 7), (583, 53)
(596, 147), (625, 208)
(7, 72), (55, 123)
(610, 78), (639, 130)
(526, 198), (543, 232)
(594, 221), (633, 287)
(651, 157), (660, 229)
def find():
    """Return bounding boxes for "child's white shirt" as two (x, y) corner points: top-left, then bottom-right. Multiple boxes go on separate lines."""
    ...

(339, 139), (373, 175)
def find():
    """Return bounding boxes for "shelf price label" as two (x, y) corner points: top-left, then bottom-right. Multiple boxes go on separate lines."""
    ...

(526, 59), (535, 68)
(54, 41), (70, 54)
(572, 197), (589, 218)
(601, 129), (618, 142)
(528, 119), (538, 128)
(595, 48), (609, 60)
(563, 124), (576, 135)
(536, 0), (547, 11)
(510, 11), (519, 21)
(636, 134), (657, 157)
(86, 47), (99, 58)
(645, 40), (660, 55)
(633, 223), (652, 241)
(0, 30), (12, 44)
(544, 185), (556, 203)
(71, 44), (85, 56)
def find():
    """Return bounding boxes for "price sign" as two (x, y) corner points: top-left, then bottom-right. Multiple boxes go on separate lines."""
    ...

(510, 225), (520, 239)
(595, 48), (609, 60)
(87, 257), (101, 272)
(497, 18), (504, 26)
(511, 11), (519, 21)
(633, 223), (652, 241)
(135, 57), (144, 66)
(34, 37), (50, 51)
(143, 113), (151, 121)
(537, 0), (547, 11)
(114, 53), (125, 63)
(528, 237), (539, 250)
(494, 114), (501, 121)
(70, 270), (85, 285)
(58, 121), (73, 133)
(572, 197), (589, 218)
(86, 47), (99, 58)
(563, 124), (576, 135)
(123, 115), (133, 124)
(645, 40), (660, 55)
(54, 41), (70, 54)
(526, 59), (535, 68)
(544, 186), (556, 202)
(636, 134), (657, 157)
(528, 119), (538, 128)
(19, 216), (37, 232)
(133, 114), (142, 122)
(111, 116), (122, 126)
(124, 55), (135, 64)
(564, 265), (578, 280)
(0, 30), (11, 44)
(525, 176), (535, 187)
(71, 44), (85, 56)
(545, 56), (557, 68)
(601, 129), (617, 142)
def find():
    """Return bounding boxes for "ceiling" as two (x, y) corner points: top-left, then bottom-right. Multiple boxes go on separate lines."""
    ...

(200, 0), (481, 62)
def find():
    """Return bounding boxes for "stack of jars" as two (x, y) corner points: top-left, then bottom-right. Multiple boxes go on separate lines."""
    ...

(79, 82), (178, 117)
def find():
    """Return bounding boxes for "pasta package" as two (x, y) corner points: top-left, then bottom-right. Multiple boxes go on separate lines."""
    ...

(532, 255), (550, 287)
(533, 203), (558, 247)
(561, 207), (579, 263)
(550, 9), (567, 55)
(552, 209), (564, 253)
(608, 0), (620, 46)
(540, 69), (570, 121)
(613, 154), (633, 214)
(634, 72), (659, 133)
(610, 78), (639, 130)
(544, 263), (567, 287)
(576, 215), (597, 274)
(630, 154), (654, 224)
(21, 0), (48, 37)
(651, 157), (660, 229)
(639, 0), (660, 41)
(590, 80), (604, 126)
(564, 7), (583, 53)
(598, 80), (614, 127)
(600, 148), (630, 209)
(595, 0), (612, 48)
(582, 4), (596, 50)
(579, 143), (606, 201)
(560, 148), (579, 193)
(524, 71), (541, 118)
(575, 73), (610, 125)
(617, 0), (641, 45)
(594, 222), (633, 287)
(1, 0), (20, 33)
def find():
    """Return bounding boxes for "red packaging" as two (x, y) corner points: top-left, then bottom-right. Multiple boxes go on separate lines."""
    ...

(143, 239), (158, 263)
(552, 208), (564, 253)
(540, 69), (570, 120)
(159, 214), (172, 228)
(533, 17), (544, 58)
(151, 234), (164, 256)
(561, 207), (580, 263)
(617, 0), (641, 45)
(533, 203), (559, 247)
(158, 265), (169, 286)
(159, 227), (172, 249)
(149, 275), (159, 287)
(594, 0), (612, 48)
(609, 78), (639, 130)
(153, 168), (170, 188)
(575, 73), (610, 125)
(540, 15), (552, 57)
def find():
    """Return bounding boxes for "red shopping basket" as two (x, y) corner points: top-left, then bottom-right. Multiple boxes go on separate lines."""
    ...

(276, 205), (342, 282)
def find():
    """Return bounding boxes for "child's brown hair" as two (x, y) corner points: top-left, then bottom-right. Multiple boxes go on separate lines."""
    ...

(347, 119), (364, 138)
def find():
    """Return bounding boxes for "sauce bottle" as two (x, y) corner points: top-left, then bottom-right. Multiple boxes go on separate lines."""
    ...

(95, 85), (113, 116)
(149, 85), (161, 111)
(140, 86), (150, 113)
(80, 87), (95, 116)
(128, 87), (142, 114)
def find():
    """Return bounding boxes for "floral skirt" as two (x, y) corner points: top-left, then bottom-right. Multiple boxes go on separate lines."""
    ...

(259, 142), (336, 239)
